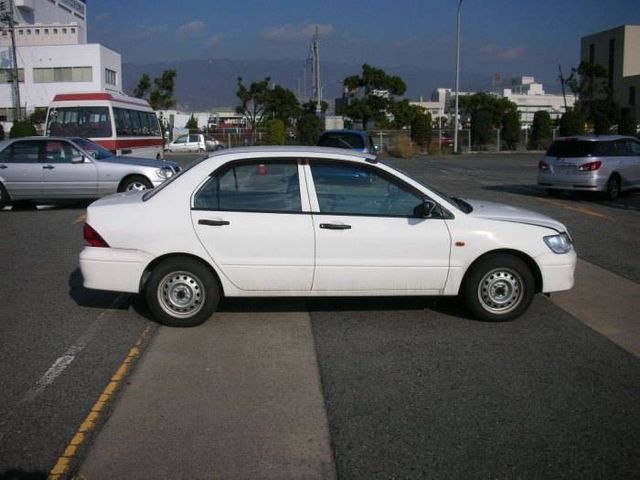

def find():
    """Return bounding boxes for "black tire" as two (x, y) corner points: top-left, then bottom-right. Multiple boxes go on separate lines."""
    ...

(145, 257), (220, 327)
(118, 175), (153, 192)
(461, 253), (535, 322)
(0, 183), (9, 209)
(605, 174), (621, 200)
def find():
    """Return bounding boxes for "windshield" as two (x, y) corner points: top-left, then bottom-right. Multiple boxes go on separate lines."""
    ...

(383, 161), (471, 212)
(71, 137), (114, 159)
(47, 106), (113, 138)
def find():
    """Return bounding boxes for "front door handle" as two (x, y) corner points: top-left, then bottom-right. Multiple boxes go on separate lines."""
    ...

(42, 165), (55, 170)
(319, 223), (351, 230)
(198, 219), (230, 226)
(0, 165), (7, 169)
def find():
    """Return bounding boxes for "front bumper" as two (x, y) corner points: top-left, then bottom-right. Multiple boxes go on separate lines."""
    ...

(80, 247), (154, 293)
(535, 249), (577, 293)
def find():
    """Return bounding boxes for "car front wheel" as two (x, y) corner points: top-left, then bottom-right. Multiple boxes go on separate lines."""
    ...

(0, 183), (10, 209)
(119, 175), (152, 192)
(145, 257), (220, 327)
(461, 253), (535, 322)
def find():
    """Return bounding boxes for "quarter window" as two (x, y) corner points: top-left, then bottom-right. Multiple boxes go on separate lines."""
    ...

(310, 162), (422, 217)
(194, 160), (301, 213)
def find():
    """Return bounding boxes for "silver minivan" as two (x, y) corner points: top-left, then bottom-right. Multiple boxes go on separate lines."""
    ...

(0, 137), (180, 208)
(538, 135), (640, 199)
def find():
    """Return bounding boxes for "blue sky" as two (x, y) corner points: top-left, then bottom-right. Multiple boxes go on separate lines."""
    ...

(90, 0), (640, 91)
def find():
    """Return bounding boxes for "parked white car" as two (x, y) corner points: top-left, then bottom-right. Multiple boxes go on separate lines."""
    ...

(166, 133), (223, 152)
(80, 147), (576, 327)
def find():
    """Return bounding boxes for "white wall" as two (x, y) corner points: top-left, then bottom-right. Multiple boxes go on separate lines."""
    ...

(0, 43), (121, 113)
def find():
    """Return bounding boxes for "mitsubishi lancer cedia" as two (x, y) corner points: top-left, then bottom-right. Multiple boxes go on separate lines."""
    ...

(80, 147), (576, 327)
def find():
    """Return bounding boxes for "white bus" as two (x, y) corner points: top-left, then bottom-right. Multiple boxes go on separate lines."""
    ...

(46, 92), (164, 159)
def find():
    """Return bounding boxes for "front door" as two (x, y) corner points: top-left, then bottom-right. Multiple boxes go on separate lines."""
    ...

(191, 158), (314, 292)
(40, 140), (97, 198)
(306, 160), (451, 293)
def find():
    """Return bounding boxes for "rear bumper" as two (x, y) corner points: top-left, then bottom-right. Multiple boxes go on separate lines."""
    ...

(537, 171), (607, 191)
(536, 249), (577, 293)
(80, 247), (153, 293)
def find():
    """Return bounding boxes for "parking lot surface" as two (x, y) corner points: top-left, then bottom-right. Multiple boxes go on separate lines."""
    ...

(1, 153), (639, 479)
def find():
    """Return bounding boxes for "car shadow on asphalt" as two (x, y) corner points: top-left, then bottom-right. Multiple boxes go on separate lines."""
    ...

(69, 269), (477, 323)
(483, 184), (640, 211)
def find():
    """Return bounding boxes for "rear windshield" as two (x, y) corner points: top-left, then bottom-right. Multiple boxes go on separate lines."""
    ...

(318, 132), (366, 150)
(547, 140), (613, 158)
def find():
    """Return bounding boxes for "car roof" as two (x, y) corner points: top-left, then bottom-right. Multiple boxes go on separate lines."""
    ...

(320, 129), (371, 137)
(205, 145), (377, 162)
(554, 135), (637, 142)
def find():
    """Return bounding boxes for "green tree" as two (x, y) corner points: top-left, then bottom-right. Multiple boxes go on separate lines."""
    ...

(411, 112), (432, 150)
(263, 85), (301, 127)
(235, 76), (271, 134)
(185, 114), (198, 130)
(10, 121), (37, 138)
(296, 113), (323, 145)
(264, 118), (286, 145)
(133, 70), (177, 110)
(342, 64), (407, 129)
(29, 107), (47, 126)
(559, 109), (585, 136)
(458, 93), (518, 128)
(530, 110), (553, 150)
(302, 100), (329, 115)
(390, 100), (423, 129)
(501, 110), (521, 150)
(566, 61), (616, 133)
(471, 110), (493, 149)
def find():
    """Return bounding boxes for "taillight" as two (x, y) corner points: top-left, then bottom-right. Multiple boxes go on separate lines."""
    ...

(83, 223), (109, 248)
(538, 160), (550, 171)
(578, 161), (602, 171)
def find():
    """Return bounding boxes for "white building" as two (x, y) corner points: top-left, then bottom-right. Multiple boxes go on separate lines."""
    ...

(0, 0), (122, 123)
(493, 76), (576, 127)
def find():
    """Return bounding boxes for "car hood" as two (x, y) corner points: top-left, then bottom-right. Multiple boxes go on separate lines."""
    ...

(99, 156), (180, 169)
(464, 199), (566, 233)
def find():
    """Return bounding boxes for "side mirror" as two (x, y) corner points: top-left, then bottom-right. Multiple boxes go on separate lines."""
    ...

(72, 155), (86, 164)
(414, 198), (437, 218)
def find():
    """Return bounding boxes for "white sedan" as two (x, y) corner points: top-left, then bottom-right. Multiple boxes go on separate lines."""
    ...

(80, 147), (576, 327)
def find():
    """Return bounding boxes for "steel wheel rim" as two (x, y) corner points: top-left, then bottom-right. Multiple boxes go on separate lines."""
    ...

(157, 271), (205, 319)
(126, 181), (148, 191)
(477, 267), (524, 314)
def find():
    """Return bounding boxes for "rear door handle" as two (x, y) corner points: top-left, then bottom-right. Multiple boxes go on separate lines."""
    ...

(42, 165), (55, 170)
(319, 223), (351, 230)
(0, 165), (7, 169)
(198, 219), (230, 226)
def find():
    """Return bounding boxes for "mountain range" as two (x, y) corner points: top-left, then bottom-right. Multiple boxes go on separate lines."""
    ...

(122, 58), (492, 112)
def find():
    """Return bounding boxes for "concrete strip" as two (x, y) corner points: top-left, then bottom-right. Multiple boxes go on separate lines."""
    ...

(80, 305), (336, 480)
(550, 258), (640, 357)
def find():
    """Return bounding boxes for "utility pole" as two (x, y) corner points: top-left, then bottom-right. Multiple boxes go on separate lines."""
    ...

(311, 26), (322, 115)
(453, 0), (464, 153)
(0, 0), (21, 122)
(558, 64), (568, 110)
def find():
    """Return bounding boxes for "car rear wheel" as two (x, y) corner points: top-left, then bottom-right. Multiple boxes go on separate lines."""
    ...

(605, 174), (621, 200)
(119, 175), (152, 192)
(0, 183), (9, 209)
(145, 257), (220, 327)
(461, 254), (535, 322)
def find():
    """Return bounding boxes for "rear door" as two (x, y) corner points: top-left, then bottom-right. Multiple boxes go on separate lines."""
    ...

(188, 134), (202, 151)
(191, 158), (315, 292)
(0, 140), (43, 199)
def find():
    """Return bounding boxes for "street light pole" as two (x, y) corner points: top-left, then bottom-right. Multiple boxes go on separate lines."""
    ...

(454, 0), (464, 153)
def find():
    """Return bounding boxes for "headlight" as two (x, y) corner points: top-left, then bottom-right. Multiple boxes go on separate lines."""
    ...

(544, 232), (572, 254)
(156, 167), (174, 179)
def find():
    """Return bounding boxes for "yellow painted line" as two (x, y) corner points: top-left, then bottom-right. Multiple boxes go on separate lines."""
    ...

(48, 324), (152, 480)
(73, 213), (87, 225)
(538, 198), (613, 220)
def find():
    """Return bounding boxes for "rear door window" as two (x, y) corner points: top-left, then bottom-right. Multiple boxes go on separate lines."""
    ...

(194, 160), (301, 213)
(6, 141), (41, 163)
